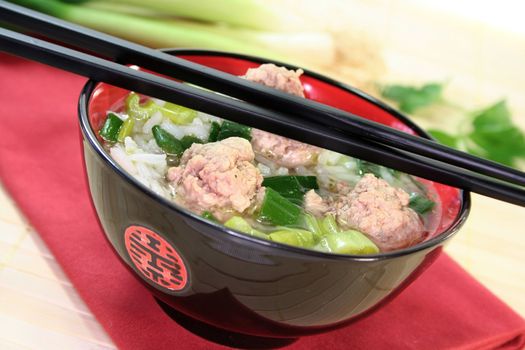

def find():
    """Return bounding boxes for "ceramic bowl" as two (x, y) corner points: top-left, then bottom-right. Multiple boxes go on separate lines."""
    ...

(78, 49), (470, 340)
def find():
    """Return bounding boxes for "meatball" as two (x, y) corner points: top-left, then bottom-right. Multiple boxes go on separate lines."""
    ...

(244, 64), (319, 168)
(251, 129), (319, 168)
(244, 63), (305, 97)
(304, 189), (329, 217)
(334, 174), (424, 251)
(167, 137), (263, 221)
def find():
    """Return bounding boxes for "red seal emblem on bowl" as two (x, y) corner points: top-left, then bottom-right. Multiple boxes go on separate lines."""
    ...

(124, 225), (188, 291)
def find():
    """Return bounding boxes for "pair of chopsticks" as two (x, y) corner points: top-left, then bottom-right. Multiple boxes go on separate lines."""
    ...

(1, 1), (524, 206)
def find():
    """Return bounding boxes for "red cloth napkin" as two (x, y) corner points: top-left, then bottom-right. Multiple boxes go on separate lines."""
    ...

(0, 54), (524, 350)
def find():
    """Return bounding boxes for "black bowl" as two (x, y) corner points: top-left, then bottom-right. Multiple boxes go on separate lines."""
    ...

(78, 49), (470, 340)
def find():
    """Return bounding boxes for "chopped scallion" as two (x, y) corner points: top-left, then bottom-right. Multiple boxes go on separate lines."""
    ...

(208, 121), (221, 142)
(117, 117), (135, 142)
(180, 135), (204, 151)
(125, 92), (159, 121)
(201, 211), (218, 222)
(152, 125), (184, 156)
(99, 113), (123, 142)
(161, 102), (198, 124)
(409, 193), (435, 214)
(216, 120), (251, 141)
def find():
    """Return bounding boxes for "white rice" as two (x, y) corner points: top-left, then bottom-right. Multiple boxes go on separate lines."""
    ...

(108, 100), (217, 199)
(160, 116), (210, 140)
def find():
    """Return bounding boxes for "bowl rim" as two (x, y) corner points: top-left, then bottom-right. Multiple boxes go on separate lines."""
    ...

(78, 48), (471, 262)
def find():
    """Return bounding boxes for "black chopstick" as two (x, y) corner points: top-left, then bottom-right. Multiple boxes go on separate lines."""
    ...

(1, 1), (524, 188)
(1, 26), (525, 207)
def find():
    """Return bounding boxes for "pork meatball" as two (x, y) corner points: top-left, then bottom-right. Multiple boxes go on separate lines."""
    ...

(251, 129), (319, 168)
(304, 189), (329, 217)
(244, 63), (305, 97)
(334, 174), (424, 251)
(244, 64), (319, 168)
(167, 137), (263, 221)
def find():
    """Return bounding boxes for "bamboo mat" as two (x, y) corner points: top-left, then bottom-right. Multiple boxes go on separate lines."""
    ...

(0, 184), (115, 349)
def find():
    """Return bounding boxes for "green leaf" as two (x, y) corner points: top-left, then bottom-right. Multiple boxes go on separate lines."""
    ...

(428, 129), (458, 148)
(381, 83), (443, 113)
(467, 100), (525, 166)
(471, 100), (512, 130)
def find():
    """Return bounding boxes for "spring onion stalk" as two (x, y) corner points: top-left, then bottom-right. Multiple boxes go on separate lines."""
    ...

(180, 135), (203, 151)
(224, 216), (266, 238)
(151, 125), (184, 155)
(82, 0), (309, 31)
(125, 92), (158, 121)
(161, 102), (197, 125)
(11, 0), (335, 68)
(319, 215), (339, 236)
(99, 113), (123, 142)
(301, 213), (323, 240)
(117, 117), (135, 142)
(208, 122), (221, 142)
(409, 193), (435, 214)
(201, 211), (218, 222)
(269, 229), (314, 248)
(315, 230), (379, 255)
(216, 121), (252, 141)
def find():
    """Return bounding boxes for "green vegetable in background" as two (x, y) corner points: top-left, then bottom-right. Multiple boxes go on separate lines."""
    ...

(10, 0), (334, 68)
(426, 130), (458, 148)
(381, 80), (525, 169)
(99, 113), (123, 142)
(429, 100), (525, 167)
(467, 101), (525, 166)
(381, 83), (443, 113)
(81, 0), (307, 31)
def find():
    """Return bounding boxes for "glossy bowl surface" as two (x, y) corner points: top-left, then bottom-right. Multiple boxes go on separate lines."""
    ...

(79, 49), (470, 338)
